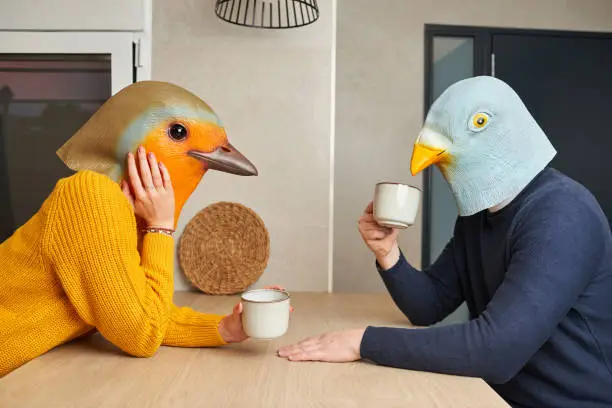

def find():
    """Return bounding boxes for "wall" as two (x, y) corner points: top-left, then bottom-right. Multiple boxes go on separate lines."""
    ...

(5, 0), (612, 294)
(0, 0), (144, 31)
(152, 0), (334, 291)
(333, 0), (612, 292)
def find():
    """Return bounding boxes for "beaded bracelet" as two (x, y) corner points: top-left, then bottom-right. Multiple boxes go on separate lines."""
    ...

(143, 227), (175, 237)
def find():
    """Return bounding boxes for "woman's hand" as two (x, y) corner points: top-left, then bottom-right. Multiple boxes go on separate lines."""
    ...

(218, 285), (294, 344)
(121, 146), (175, 230)
(358, 201), (401, 270)
(218, 302), (249, 343)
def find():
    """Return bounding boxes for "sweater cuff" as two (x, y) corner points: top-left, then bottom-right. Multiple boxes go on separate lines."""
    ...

(193, 314), (227, 347)
(141, 232), (174, 275)
(375, 250), (407, 275)
(164, 312), (228, 347)
(360, 326), (383, 363)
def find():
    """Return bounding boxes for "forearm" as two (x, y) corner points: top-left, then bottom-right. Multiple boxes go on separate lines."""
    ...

(360, 319), (521, 384)
(162, 304), (227, 347)
(95, 233), (176, 356)
(53, 232), (175, 357)
(378, 251), (456, 326)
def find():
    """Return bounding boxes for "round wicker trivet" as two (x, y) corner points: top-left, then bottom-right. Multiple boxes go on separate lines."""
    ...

(179, 202), (270, 295)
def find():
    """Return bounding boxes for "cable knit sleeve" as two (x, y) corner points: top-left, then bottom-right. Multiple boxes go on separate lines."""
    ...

(163, 305), (227, 347)
(43, 171), (174, 357)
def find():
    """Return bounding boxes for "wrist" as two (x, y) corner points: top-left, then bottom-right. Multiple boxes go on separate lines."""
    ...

(217, 317), (230, 342)
(353, 328), (367, 358)
(377, 245), (400, 271)
(218, 316), (236, 343)
(143, 226), (175, 237)
(147, 220), (175, 230)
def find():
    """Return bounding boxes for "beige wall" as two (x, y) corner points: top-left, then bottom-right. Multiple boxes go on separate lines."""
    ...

(333, 0), (612, 292)
(0, 0), (144, 31)
(152, 0), (334, 291)
(151, 0), (612, 293)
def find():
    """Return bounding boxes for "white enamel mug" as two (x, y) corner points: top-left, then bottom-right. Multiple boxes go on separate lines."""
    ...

(241, 289), (291, 340)
(373, 182), (421, 229)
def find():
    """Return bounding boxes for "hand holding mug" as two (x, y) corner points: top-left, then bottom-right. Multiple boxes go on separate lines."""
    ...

(359, 182), (420, 270)
(358, 202), (401, 270)
(218, 285), (294, 343)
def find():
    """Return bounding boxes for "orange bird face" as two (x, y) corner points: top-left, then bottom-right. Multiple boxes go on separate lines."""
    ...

(139, 117), (256, 222)
(56, 81), (257, 225)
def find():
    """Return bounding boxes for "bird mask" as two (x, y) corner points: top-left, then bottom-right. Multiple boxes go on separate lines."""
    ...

(410, 76), (556, 216)
(56, 81), (257, 223)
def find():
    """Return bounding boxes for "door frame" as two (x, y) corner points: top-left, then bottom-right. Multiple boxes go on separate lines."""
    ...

(0, 31), (144, 238)
(422, 24), (612, 267)
(0, 31), (136, 93)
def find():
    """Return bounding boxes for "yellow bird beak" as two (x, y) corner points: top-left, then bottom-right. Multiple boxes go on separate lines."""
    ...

(410, 144), (447, 175)
(410, 128), (451, 175)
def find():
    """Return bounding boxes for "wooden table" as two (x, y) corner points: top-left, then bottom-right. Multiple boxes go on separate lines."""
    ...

(0, 292), (509, 408)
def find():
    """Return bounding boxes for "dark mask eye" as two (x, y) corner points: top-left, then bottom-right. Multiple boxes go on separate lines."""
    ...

(168, 123), (188, 141)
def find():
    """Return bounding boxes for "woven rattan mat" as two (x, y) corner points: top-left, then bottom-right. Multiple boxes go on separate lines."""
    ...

(179, 202), (270, 295)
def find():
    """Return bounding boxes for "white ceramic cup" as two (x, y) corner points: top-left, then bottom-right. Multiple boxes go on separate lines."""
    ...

(241, 289), (291, 340)
(373, 182), (421, 229)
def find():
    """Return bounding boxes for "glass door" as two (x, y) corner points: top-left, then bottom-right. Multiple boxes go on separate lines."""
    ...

(0, 32), (134, 240)
(423, 27), (486, 326)
(428, 36), (474, 266)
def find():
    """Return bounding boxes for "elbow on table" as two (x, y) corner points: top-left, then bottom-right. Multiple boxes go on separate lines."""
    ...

(479, 359), (522, 385)
(110, 318), (168, 358)
(128, 345), (159, 358)
(121, 334), (164, 358)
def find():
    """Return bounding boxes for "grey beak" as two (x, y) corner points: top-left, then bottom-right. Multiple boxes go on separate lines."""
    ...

(189, 143), (258, 176)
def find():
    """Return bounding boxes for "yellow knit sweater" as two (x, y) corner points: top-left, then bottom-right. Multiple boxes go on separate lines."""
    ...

(0, 170), (226, 377)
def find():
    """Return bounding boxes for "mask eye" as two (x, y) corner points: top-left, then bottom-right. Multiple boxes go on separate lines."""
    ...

(168, 123), (188, 141)
(469, 112), (490, 132)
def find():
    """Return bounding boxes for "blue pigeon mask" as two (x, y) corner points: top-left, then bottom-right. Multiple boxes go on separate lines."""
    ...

(410, 76), (557, 216)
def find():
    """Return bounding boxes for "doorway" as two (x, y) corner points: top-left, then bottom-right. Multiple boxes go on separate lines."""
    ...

(0, 32), (135, 241)
(423, 25), (612, 324)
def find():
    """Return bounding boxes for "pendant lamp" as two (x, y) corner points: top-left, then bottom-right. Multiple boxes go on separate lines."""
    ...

(215, 0), (319, 29)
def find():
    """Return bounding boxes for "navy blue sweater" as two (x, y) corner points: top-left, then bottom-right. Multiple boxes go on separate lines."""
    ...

(360, 168), (612, 408)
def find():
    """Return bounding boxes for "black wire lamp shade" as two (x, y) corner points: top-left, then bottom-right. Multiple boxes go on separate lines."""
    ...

(215, 0), (319, 29)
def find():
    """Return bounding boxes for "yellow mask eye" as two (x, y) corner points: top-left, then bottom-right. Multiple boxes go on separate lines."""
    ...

(470, 112), (490, 131)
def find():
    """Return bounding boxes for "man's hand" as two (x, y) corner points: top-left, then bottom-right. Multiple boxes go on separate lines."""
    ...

(358, 201), (401, 270)
(277, 329), (366, 362)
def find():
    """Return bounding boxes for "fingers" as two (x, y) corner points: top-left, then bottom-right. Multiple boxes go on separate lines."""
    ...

(278, 340), (325, 362)
(159, 161), (173, 191)
(364, 201), (374, 215)
(365, 229), (391, 240)
(127, 152), (146, 198)
(148, 151), (163, 189)
(278, 337), (318, 356)
(359, 213), (389, 231)
(359, 213), (397, 241)
(389, 229), (400, 241)
(358, 213), (375, 224)
(278, 344), (304, 357)
(121, 180), (134, 208)
(233, 302), (243, 315)
(359, 221), (393, 240)
(288, 350), (325, 362)
(137, 146), (154, 191)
